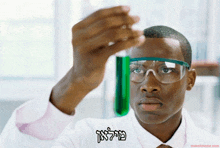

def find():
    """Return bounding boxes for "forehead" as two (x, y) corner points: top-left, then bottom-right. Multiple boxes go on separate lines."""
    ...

(130, 38), (184, 61)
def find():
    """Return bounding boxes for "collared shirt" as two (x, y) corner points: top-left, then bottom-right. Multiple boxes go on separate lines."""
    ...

(130, 109), (186, 148)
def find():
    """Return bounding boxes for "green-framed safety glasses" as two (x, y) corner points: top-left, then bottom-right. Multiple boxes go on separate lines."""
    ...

(130, 57), (190, 84)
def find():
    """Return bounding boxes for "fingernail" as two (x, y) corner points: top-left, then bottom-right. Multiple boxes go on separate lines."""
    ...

(132, 16), (140, 22)
(139, 35), (145, 42)
(137, 30), (144, 36)
(131, 24), (140, 30)
(122, 6), (130, 12)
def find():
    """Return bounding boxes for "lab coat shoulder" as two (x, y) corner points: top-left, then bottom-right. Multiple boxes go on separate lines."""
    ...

(183, 109), (220, 145)
(188, 125), (220, 144)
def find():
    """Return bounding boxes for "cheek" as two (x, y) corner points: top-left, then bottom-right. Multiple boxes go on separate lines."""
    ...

(130, 82), (138, 107)
(130, 83), (136, 97)
(166, 80), (187, 109)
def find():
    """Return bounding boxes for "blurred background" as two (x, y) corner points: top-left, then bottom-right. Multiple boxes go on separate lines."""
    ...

(0, 0), (220, 136)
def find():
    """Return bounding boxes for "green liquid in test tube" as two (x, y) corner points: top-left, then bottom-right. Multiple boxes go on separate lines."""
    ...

(115, 51), (130, 116)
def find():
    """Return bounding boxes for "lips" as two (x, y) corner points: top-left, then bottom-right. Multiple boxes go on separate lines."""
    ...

(141, 103), (161, 111)
(138, 97), (163, 111)
(139, 97), (163, 104)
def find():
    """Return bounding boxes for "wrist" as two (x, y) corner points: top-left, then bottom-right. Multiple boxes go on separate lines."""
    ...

(50, 68), (91, 115)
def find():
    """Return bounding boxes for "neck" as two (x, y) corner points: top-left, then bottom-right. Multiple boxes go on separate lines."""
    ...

(136, 109), (182, 143)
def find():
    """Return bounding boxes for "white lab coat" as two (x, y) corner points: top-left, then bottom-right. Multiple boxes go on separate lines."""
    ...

(1, 97), (219, 148)
(51, 108), (220, 148)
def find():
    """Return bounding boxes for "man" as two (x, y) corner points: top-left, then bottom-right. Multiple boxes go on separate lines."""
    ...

(1, 6), (219, 148)
(51, 26), (219, 148)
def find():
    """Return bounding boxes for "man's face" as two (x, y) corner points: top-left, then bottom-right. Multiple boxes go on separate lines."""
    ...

(130, 38), (189, 125)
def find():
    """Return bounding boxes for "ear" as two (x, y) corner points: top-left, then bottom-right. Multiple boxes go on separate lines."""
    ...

(186, 69), (197, 91)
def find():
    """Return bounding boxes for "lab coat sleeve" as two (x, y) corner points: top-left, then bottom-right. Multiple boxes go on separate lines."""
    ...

(0, 89), (75, 148)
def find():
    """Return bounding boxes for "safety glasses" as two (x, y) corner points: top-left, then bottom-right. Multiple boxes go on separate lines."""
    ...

(130, 57), (190, 84)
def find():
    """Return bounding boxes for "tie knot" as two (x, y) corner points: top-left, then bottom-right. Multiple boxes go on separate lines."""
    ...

(156, 144), (173, 148)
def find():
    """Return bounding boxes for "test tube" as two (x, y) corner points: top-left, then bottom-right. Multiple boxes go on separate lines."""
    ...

(115, 50), (130, 116)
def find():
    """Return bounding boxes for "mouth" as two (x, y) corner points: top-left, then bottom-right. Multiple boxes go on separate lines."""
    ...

(138, 97), (163, 111)
(139, 103), (162, 111)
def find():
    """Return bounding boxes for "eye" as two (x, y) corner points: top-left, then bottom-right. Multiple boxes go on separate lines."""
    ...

(161, 68), (173, 74)
(131, 68), (144, 74)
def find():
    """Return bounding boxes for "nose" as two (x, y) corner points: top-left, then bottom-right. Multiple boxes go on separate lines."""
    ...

(140, 71), (161, 93)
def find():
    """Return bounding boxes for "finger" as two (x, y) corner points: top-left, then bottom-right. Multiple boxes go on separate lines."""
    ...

(73, 15), (140, 43)
(78, 28), (143, 53)
(72, 6), (130, 32)
(105, 35), (146, 57)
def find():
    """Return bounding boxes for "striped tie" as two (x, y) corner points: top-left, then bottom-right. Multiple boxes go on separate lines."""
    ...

(156, 144), (173, 148)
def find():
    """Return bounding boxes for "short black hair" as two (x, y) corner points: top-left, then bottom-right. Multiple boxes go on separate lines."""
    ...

(143, 25), (192, 69)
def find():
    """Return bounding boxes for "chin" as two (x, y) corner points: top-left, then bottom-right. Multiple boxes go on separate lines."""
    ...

(139, 112), (168, 124)
(134, 107), (170, 125)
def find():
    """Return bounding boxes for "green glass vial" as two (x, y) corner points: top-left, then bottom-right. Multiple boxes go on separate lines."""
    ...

(115, 53), (130, 116)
